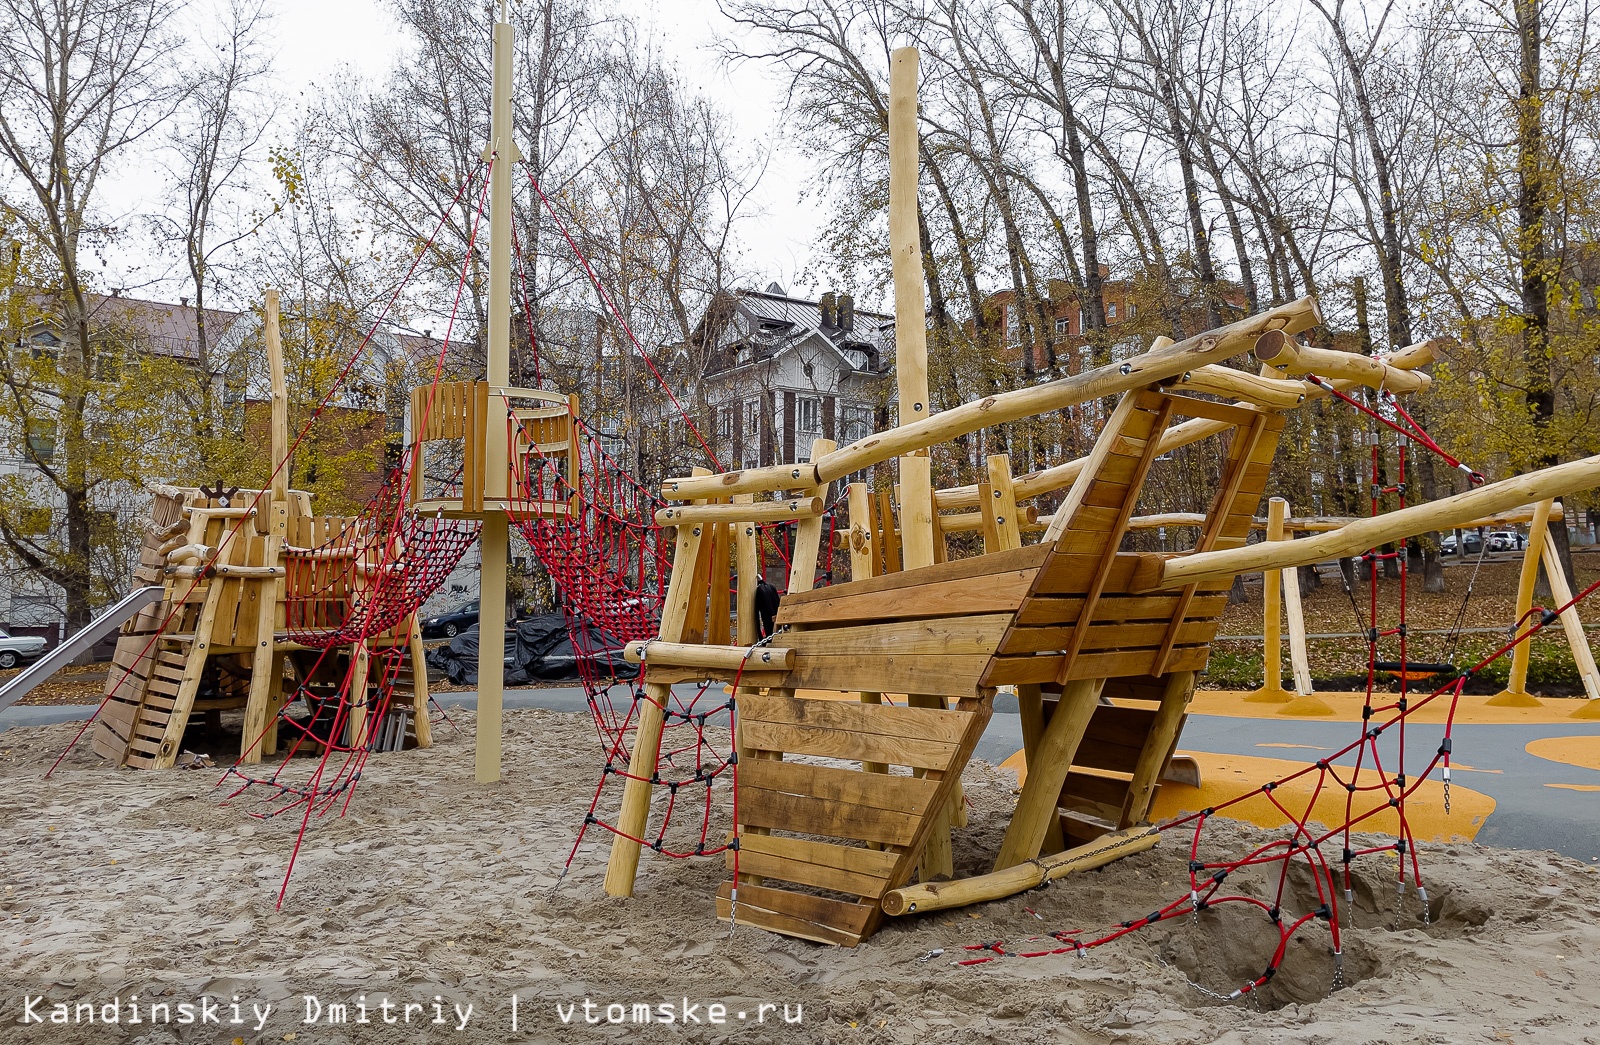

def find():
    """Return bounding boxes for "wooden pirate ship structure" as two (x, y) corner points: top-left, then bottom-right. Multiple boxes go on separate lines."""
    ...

(598, 49), (1600, 946)
(89, 292), (443, 769)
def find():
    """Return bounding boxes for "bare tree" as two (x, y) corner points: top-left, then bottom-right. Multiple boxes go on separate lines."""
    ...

(0, 0), (183, 630)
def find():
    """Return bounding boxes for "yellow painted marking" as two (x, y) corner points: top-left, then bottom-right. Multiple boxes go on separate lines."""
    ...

(999, 748), (1493, 842)
(1544, 783), (1600, 792)
(1256, 742), (1329, 751)
(1525, 735), (1600, 773)
(1451, 763), (1502, 774)
(1189, 689), (1594, 725)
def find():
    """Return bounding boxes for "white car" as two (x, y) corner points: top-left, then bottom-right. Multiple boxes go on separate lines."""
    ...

(0, 627), (49, 670)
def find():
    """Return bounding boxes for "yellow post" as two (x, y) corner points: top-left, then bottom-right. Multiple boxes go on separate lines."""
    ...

(889, 46), (934, 570)
(1489, 498), (1552, 707)
(1247, 497), (1292, 703)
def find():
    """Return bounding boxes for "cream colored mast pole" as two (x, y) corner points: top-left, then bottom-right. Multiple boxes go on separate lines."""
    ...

(889, 47), (934, 570)
(476, 8), (520, 784)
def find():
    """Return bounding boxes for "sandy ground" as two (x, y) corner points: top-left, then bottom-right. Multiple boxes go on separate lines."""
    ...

(4, 707), (1600, 1044)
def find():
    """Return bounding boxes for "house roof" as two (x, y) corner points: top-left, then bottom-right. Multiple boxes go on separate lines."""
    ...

(18, 291), (245, 362)
(696, 287), (896, 379)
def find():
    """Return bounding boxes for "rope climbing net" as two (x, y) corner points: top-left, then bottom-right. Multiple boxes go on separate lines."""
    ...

(959, 378), (1600, 1001)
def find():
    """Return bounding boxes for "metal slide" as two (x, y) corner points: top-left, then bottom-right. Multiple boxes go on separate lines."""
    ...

(0, 587), (164, 713)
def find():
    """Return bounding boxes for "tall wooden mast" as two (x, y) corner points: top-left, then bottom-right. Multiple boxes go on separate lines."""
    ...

(476, 5), (520, 784)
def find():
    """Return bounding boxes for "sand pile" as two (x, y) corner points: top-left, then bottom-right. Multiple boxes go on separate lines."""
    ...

(3, 707), (1598, 1043)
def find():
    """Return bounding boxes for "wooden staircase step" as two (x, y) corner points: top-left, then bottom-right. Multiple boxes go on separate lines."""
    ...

(724, 834), (898, 898)
(716, 881), (878, 948)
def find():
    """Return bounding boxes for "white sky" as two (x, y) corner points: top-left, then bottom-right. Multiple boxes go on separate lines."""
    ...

(261, 0), (821, 296)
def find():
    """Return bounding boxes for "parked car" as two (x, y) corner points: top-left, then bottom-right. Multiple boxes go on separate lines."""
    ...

(0, 628), (49, 670)
(420, 600), (479, 638)
(1487, 530), (1527, 552)
(1440, 532), (1484, 556)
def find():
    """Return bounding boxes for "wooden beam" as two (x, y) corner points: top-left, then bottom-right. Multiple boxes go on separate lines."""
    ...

(1540, 530), (1600, 703)
(845, 482), (876, 580)
(985, 454), (1022, 552)
(881, 826), (1159, 916)
(1153, 455), (1600, 589)
(624, 640), (795, 671)
(1254, 329), (1437, 393)
(931, 339), (1432, 513)
(1250, 496), (1292, 703)
(1152, 412), (1267, 675)
(1492, 498), (1554, 704)
(605, 503), (713, 897)
(1163, 364), (1305, 409)
(1120, 671), (1196, 825)
(1015, 683), (1064, 854)
(656, 497), (823, 526)
(1054, 395), (1175, 683)
(993, 677), (1102, 870)
(787, 438), (837, 594)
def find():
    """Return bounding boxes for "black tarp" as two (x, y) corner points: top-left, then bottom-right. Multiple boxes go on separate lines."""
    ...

(425, 614), (630, 686)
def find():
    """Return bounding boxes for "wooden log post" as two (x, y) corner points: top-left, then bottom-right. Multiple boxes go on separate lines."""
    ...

(1489, 498), (1553, 707)
(881, 826), (1160, 916)
(1121, 671), (1196, 825)
(1247, 497), (1293, 703)
(604, 495), (714, 897)
(984, 454), (1022, 553)
(1535, 532), (1600, 711)
(1014, 682), (1064, 853)
(787, 438), (837, 594)
(888, 46), (935, 571)
(993, 677), (1103, 871)
(1283, 538), (1315, 696)
(409, 615), (433, 748)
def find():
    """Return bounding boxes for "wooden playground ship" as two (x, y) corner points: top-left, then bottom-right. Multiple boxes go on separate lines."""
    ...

(10, 17), (1598, 950)
(595, 50), (1600, 946)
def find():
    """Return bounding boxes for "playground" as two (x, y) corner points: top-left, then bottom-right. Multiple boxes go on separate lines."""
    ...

(6, 16), (1600, 1045)
(3, 706), (1599, 1043)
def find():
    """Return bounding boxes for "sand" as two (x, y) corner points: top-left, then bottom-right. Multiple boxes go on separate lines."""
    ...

(3, 707), (1600, 1044)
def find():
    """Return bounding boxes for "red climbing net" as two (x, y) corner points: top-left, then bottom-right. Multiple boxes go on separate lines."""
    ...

(958, 374), (1600, 1002)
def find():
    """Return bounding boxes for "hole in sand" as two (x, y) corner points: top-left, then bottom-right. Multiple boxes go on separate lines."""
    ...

(1152, 859), (1489, 1009)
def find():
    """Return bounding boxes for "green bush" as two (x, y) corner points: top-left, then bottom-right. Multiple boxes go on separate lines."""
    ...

(1202, 647), (1263, 688)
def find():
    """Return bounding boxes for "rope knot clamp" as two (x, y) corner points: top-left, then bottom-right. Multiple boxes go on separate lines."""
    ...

(650, 838), (665, 852)
(1189, 860), (1205, 873)
(1368, 725), (1384, 739)
(1262, 781), (1276, 793)
(1368, 627), (1380, 643)
(1315, 904), (1332, 921)
(1344, 847), (1355, 864)
(1346, 782), (1357, 793)
(1268, 905), (1280, 923)
(726, 838), (739, 852)
(1438, 738), (1452, 754)
(584, 813), (597, 825)
(1211, 870), (1228, 884)
(1145, 911), (1162, 926)
(1362, 705), (1373, 721)
(1395, 838), (1407, 855)
(1395, 773), (1406, 789)
(726, 751), (739, 765)
(1389, 797), (1400, 808)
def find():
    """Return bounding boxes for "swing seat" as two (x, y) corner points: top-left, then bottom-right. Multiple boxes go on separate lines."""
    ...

(1373, 660), (1456, 682)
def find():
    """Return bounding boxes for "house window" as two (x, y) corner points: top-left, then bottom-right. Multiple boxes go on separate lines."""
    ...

(744, 399), (761, 435)
(796, 395), (821, 436)
(717, 407), (733, 441)
(1128, 303), (1138, 318)
(25, 419), (56, 460)
(1107, 303), (1117, 320)
(1005, 305), (1020, 345)
(1054, 317), (1070, 336)
(839, 403), (872, 445)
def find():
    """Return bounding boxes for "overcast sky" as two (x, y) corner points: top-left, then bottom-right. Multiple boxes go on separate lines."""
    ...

(259, 0), (820, 297)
